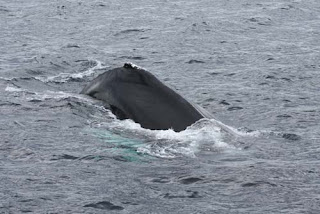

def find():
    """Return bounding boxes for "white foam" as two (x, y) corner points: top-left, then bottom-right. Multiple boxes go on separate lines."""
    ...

(5, 85), (25, 92)
(0, 77), (13, 81)
(209, 118), (261, 137)
(99, 114), (239, 158)
(29, 90), (76, 100)
(1, 60), (107, 84)
(4, 83), (99, 106)
(35, 60), (107, 83)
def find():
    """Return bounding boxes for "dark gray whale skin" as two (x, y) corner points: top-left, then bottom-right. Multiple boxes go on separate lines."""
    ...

(81, 63), (207, 132)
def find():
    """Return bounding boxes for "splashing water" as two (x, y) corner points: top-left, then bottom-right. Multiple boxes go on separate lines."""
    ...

(91, 113), (241, 159)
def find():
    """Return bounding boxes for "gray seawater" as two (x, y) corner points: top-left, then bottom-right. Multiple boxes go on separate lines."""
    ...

(1, 0), (320, 213)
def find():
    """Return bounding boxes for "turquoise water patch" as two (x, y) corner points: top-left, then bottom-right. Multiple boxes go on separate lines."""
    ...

(87, 128), (151, 162)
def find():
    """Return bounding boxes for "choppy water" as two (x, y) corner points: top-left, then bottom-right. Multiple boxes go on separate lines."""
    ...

(1, 0), (320, 213)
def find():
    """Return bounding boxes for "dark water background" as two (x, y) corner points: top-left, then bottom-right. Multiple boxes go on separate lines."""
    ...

(1, 0), (320, 213)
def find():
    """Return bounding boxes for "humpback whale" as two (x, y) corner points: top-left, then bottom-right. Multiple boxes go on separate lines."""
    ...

(81, 63), (210, 132)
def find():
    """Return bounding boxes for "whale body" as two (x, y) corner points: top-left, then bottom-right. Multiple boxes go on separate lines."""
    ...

(81, 63), (210, 132)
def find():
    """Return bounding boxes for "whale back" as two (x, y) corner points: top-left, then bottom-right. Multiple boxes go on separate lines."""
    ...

(81, 64), (206, 132)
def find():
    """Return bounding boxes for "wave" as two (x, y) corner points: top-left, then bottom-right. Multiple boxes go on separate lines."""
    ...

(35, 60), (107, 83)
(4, 84), (97, 106)
(1, 60), (107, 84)
(5, 85), (27, 92)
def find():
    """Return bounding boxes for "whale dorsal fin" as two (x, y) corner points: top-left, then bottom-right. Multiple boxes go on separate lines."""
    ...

(123, 62), (143, 70)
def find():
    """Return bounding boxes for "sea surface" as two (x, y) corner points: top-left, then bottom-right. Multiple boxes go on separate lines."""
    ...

(1, 0), (319, 213)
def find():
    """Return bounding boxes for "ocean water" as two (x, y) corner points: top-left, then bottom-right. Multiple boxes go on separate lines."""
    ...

(1, 0), (319, 213)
